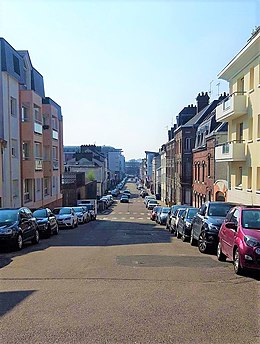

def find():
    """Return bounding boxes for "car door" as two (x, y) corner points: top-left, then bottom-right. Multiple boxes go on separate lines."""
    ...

(19, 209), (31, 240)
(24, 208), (35, 239)
(220, 209), (234, 255)
(178, 211), (185, 235)
(224, 208), (239, 258)
(47, 209), (55, 232)
(193, 204), (207, 239)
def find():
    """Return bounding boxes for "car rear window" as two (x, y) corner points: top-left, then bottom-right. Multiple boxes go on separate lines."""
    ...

(33, 209), (47, 218)
(208, 203), (234, 217)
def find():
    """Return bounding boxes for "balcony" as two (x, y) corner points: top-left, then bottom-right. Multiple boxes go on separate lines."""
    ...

(215, 141), (246, 162)
(35, 159), (43, 171)
(53, 160), (59, 170)
(34, 121), (43, 134)
(216, 92), (247, 122)
(52, 129), (58, 140)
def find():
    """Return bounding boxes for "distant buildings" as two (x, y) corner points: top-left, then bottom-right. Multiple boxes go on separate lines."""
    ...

(0, 38), (63, 209)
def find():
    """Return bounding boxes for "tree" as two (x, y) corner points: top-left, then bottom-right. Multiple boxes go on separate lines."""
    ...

(86, 170), (95, 182)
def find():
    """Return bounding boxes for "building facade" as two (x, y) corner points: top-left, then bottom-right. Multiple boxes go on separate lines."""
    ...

(215, 29), (260, 205)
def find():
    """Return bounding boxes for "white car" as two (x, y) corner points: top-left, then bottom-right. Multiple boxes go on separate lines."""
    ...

(147, 200), (158, 210)
(52, 207), (78, 229)
(144, 196), (156, 206)
(73, 206), (89, 224)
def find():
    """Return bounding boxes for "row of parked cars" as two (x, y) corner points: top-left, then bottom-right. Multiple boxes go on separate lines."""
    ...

(149, 199), (260, 275)
(0, 204), (96, 251)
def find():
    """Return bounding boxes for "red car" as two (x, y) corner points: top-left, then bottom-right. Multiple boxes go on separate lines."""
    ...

(150, 206), (162, 221)
(217, 206), (260, 275)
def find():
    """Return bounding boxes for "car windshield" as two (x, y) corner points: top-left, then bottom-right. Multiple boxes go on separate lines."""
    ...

(53, 208), (71, 215)
(33, 209), (47, 218)
(177, 209), (186, 217)
(153, 206), (161, 212)
(208, 203), (233, 217)
(73, 207), (83, 212)
(85, 204), (93, 210)
(162, 207), (170, 213)
(0, 210), (18, 223)
(187, 208), (198, 219)
(242, 210), (260, 229)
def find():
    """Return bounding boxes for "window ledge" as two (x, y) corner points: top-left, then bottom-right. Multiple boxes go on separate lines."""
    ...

(235, 186), (243, 190)
(248, 88), (254, 94)
(246, 189), (252, 192)
(256, 190), (260, 194)
(247, 140), (253, 143)
(257, 138), (260, 141)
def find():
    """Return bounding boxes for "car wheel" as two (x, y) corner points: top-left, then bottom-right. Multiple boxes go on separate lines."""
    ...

(217, 242), (226, 262)
(234, 248), (244, 275)
(190, 228), (197, 246)
(198, 232), (208, 253)
(16, 233), (23, 250)
(32, 229), (40, 245)
(176, 229), (181, 239)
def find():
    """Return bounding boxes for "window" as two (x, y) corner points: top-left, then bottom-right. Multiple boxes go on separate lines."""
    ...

(237, 122), (243, 142)
(24, 179), (32, 203)
(21, 106), (29, 122)
(202, 162), (205, 182)
(52, 146), (58, 160)
(22, 142), (30, 160)
(207, 155), (211, 177)
(34, 142), (41, 158)
(13, 55), (20, 75)
(34, 105), (41, 123)
(44, 178), (50, 196)
(52, 176), (56, 188)
(248, 167), (252, 189)
(10, 97), (17, 116)
(52, 116), (58, 130)
(11, 139), (18, 157)
(12, 180), (18, 197)
(185, 138), (191, 151)
(194, 163), (197, 181)
(249, 67), (254, 90)
(36, 178), (41, 192)
(197, 163), (200, 182)
(43, 114), (49, 126)
(257, 167), (260, 191)
(237, 167), (242, 187)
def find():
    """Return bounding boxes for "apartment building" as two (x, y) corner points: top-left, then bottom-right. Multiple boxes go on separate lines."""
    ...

(0, 38), (23, 207)
(215, 29), (260, 205)
(0, 38), (63, 209)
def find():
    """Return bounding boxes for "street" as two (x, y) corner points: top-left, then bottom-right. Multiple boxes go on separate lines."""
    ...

(0, 183), (259, 344)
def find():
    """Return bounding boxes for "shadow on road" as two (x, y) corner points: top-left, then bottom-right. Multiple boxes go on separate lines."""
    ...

(0, 290), (36, 317)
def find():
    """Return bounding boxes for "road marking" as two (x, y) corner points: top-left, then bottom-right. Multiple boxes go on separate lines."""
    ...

(102, 217), (106, 220)
(112, 217), (117, 220)
(140, 213), (144, 215)
(138, 218), (144, 220)
(122, 217), (126, 220)
(130, 217), (134, 219)
(147, 217), (150, 220)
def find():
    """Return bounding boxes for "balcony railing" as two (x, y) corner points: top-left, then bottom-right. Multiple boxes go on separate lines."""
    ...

(53, 160), (59, 170)
(215, 141), (246, 162)
(34, 121), (43, 134)
(216, 92), (247, 122)
(35, 158), (43, 171)
(52, 129), (58, 140)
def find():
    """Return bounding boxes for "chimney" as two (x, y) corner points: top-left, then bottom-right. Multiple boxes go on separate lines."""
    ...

(196, 92), (210, 113)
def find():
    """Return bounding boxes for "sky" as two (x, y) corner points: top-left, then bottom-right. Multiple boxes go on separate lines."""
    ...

(0, 0), (259, 160)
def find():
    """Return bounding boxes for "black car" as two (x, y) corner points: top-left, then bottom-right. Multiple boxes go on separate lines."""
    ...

(165, 205), (191, 233)
(176, 207), (198, 241)
(190, 201), (235, 253)
(32, 208), (59, 237)
(0, 207), (40, 250)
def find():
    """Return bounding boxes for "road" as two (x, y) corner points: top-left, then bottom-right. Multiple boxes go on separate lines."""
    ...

(0, 182), (259, 344)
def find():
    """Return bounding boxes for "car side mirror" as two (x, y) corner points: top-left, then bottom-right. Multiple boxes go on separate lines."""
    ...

(225, 222), (237, 230)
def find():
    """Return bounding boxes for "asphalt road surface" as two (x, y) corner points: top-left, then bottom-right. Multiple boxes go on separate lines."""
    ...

(0, 182), (259, 344)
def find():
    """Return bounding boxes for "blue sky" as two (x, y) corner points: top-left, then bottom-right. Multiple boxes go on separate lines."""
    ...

(0, 0), (259, 160)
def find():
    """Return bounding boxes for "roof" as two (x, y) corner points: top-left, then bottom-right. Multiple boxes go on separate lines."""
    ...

(182, 100), (219, 127)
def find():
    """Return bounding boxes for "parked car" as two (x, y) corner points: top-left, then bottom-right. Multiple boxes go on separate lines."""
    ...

(144, 195), (155, 206)
(32, 208), (59, 237)
(122, 190), (131, 198)
(0, 207), (39, 250)
(79, 204), (96, 220)
(190, 201), (235, 253)
(52, 207), (78, 229)
(166, 205), (191, 232)
(99, 197), (110, 208)
(217, 206), (260, 275)
(120, 195), (129, 203)
(176, 207), (198, 241)
(147, 199), (158, 210)
(140, 190), (148, 198)
(73, 206), (89, 224)
(156, 207), (171, 225)
(150, 206), (162, 221)
(111, 189), (120, 197)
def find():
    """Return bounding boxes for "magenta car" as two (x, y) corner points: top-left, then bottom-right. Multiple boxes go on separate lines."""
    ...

(217, 206), (260, 275)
